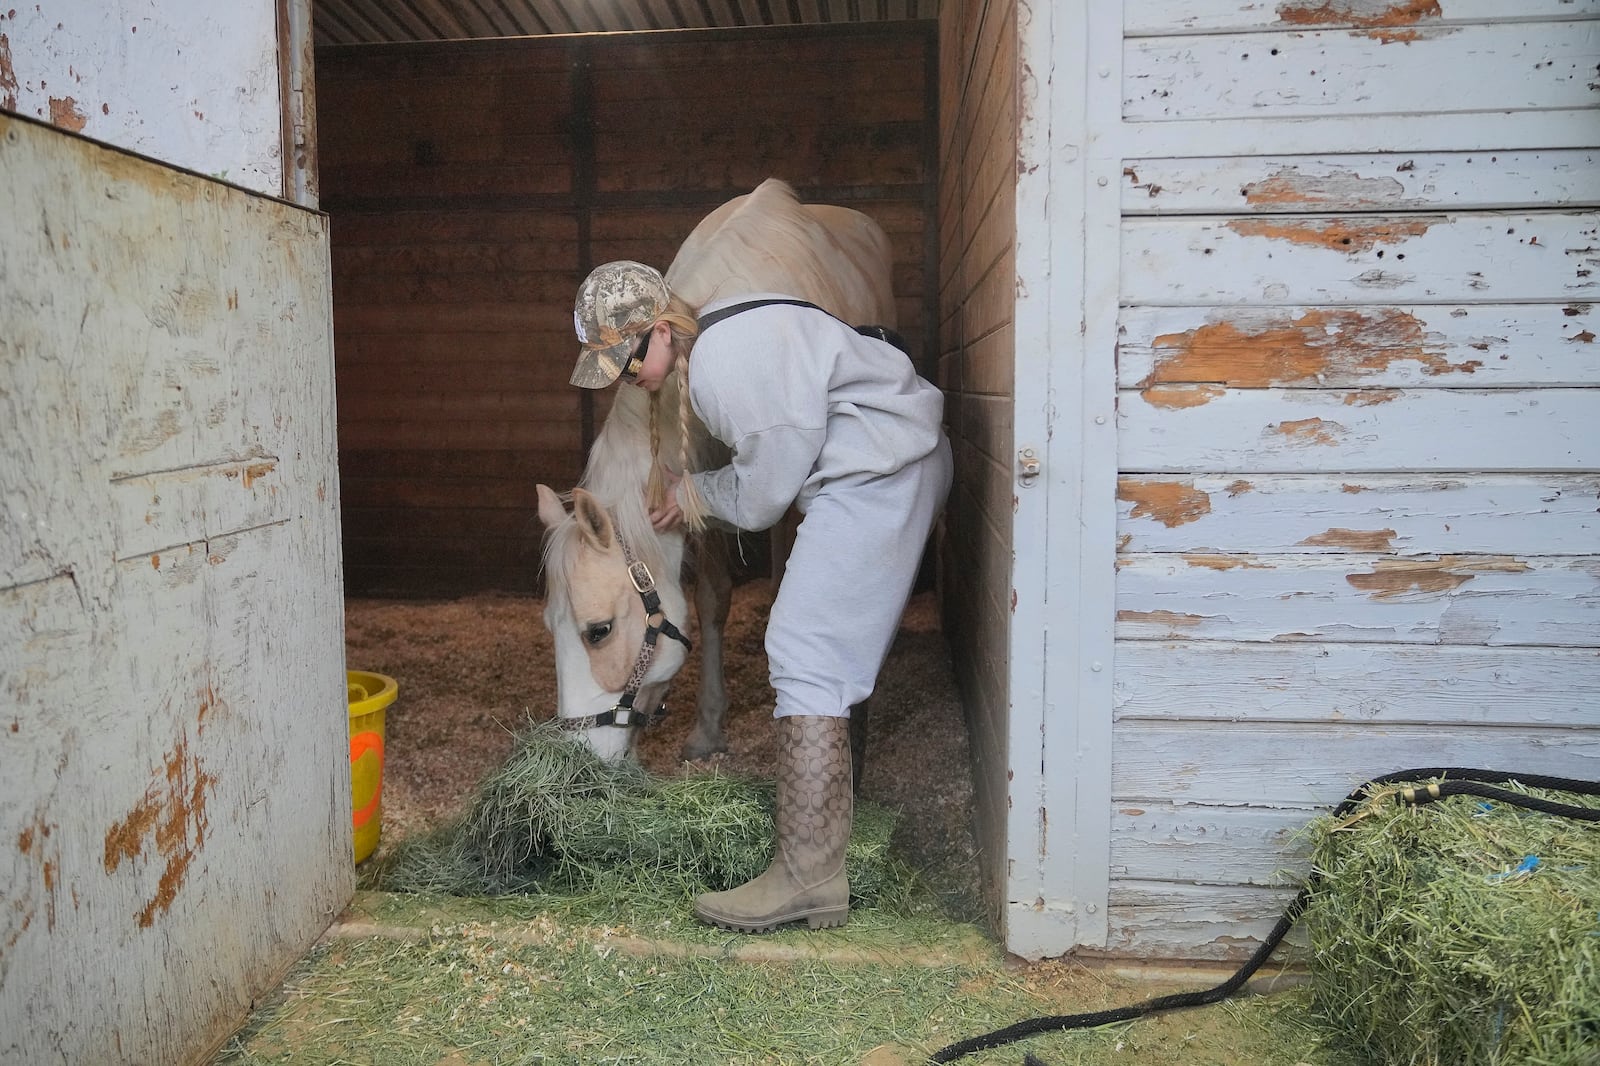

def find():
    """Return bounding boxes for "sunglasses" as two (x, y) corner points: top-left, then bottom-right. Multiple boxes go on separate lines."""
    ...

(619, 330), (652, 382)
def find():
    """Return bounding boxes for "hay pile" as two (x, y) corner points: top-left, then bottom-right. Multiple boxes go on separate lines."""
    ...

(362, 720), (918, 912)
(1302, 778), (1600, 1066)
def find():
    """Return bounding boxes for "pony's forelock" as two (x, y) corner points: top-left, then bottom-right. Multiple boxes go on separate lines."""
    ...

(539, 483), (671, 615)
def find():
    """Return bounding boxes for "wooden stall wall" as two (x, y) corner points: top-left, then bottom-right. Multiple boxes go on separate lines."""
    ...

(937, 0), (1019, 928)
(316, 25), (937, 596)
(1, 114), (348, 1066)
(1106, 1), (1600, 959)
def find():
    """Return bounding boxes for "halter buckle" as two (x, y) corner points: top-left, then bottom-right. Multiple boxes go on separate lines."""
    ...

(628, 560), (655, 594)
(557, 699), (669, 732)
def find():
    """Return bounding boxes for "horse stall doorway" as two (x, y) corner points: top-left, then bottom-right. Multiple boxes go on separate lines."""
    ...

(310, 11), (996, 926)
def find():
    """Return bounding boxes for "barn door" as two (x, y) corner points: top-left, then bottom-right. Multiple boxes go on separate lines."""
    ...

(0, 112), (348, 1066)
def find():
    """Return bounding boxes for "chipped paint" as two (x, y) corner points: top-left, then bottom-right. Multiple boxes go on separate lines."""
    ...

(239, 460), (276, 488)
(102, 736), (216, 928)
(1141, 383), (1226, 409)
(1118, 479), (1212, 528)
(1272, 417), (1343, 446)
(1242, 167), (1409, 209)
(1300, 527), (1398, 552)
(1342, 389), (1401, 406)
(1224, 479), (1254, 496)
(1362, 28), (1426, 44)
(0, 32), (16, 111)
(1115, 609), (1205, 627)
(118, 410), (181, 456)
(1227, 217), (1435, 255)
(1183, 554), (1266, 570)
(1571, 330), (1596, 343)
(1276, 0), (1441, 29)
(48, 95), (86, 131)
(14, 814), (61, 935)
(1146, 309), (1476, 388)
(1346, 555), (1530, 599)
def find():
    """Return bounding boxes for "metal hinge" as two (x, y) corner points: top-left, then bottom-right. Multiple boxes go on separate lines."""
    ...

(1018, 447), (1041, 487)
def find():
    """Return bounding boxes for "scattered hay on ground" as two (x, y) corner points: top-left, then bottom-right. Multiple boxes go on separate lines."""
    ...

(361, 719), (920, 915)
(344, 585), (988, 922)
(1302, 778), (1600, 1066)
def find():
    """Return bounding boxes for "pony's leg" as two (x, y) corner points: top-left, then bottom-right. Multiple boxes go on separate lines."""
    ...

(848, 699), (869, 797)
(682, 534), (732, 761)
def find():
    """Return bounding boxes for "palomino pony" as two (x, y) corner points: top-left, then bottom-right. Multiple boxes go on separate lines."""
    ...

(535, 178), (897, 763)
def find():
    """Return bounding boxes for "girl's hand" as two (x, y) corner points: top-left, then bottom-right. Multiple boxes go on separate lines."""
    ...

(649, 468), (683, 533)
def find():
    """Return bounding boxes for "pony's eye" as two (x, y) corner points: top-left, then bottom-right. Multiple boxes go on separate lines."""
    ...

(584, 621), (613, 646)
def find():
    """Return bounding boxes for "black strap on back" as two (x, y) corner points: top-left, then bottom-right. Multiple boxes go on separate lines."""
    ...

(696, 298), (910, 356)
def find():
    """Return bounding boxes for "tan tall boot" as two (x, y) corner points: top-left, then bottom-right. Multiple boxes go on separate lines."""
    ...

(694, 715), (852, 932)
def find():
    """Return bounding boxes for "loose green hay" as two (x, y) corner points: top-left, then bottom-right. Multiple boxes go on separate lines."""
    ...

(1301, 778), (1600, 1066)
(362, 719), (918, 913)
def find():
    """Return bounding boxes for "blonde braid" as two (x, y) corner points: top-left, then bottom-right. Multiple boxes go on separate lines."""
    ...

(646, 388), (666, 512)
(653, 296), (708, 534)
(674, 348), (709, 534)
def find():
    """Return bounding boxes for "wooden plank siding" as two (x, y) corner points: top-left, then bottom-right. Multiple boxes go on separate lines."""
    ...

(315, 25), (937, 595)
(1099, 2), (1600, 961)
(937, 0), (1020, 931)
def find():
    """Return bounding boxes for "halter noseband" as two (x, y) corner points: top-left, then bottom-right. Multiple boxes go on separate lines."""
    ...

(559, 528), (694, 733)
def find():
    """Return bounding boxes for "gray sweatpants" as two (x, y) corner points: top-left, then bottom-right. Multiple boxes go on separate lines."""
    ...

(766, 437), (953, 719)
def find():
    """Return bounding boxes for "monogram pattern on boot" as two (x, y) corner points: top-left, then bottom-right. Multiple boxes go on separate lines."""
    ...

(775, 715), (853, 887)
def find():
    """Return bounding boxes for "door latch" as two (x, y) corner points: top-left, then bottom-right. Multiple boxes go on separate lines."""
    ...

(1018, 447), (1041, 487)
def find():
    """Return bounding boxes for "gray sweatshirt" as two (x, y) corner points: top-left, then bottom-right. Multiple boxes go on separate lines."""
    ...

(685, 295), (946, 532)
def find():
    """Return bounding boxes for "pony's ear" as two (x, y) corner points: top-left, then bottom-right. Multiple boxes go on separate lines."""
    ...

(569, 487), (614, 551)
(535, 484), (568, 531)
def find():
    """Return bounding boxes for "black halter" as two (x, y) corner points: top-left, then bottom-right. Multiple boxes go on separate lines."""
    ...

(558, 529), (694, 732)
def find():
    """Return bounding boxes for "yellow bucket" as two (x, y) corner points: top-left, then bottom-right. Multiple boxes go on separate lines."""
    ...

(347, 670), (398, 864)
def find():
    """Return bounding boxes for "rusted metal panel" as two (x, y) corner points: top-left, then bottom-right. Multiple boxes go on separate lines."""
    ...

(2, 1), (287, 197)
(1122, 211), (1599, 306)
(0, 114), (347, 1065)
(1121, 150), (1600, 214)
(1125, 0), (1600, 37)
(1125, 20), (1600, 121)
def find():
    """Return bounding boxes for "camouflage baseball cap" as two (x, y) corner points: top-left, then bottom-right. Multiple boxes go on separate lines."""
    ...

(570, 260), (672, 388)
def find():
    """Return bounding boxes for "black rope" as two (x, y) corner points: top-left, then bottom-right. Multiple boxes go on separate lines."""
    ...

(927, 767), (1600, 1064)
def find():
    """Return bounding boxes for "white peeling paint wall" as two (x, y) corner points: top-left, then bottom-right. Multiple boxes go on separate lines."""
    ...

(0, 0), (285, 196)
(1074, 0), (1600, 962)
(998, 0), (1600, 963)
(0, 110), (347, 1064)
